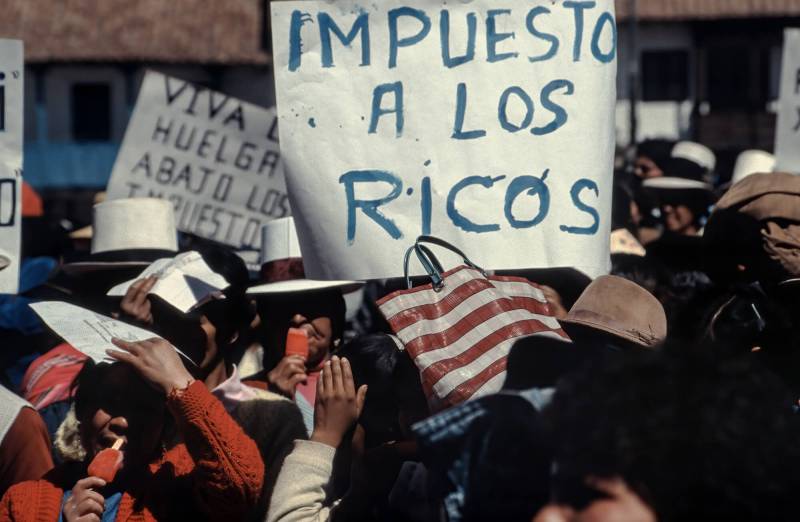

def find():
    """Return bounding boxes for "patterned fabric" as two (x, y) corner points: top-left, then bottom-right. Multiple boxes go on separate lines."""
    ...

(378, 266), (567, 409)
(21, 343), (87, 410)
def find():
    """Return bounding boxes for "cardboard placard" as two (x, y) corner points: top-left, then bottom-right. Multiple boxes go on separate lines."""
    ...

(0, 40), (22, 294)
(775, 29), (800, 173)
(106, 71), (289, 249)
(271, 1), (617, 280)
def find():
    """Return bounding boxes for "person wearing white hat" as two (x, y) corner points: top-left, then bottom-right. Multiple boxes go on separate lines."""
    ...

(62, 198), (178, 274)
(54, 198), (180, 317)
(671, 141), (717, 175)
(246, 217), (363, 432)
(641, 156), (716, 238)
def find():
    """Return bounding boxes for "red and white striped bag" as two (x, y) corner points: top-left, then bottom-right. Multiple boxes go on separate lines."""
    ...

(378, 236), (568, 410)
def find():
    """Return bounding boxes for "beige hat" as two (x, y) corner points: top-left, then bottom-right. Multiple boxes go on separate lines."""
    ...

(62, 198), (178, 274)
(560, 275), (667, 348)
(672, 141), (716, 172)
(731, 150), (775, 186)
(247, 217), (362, 295)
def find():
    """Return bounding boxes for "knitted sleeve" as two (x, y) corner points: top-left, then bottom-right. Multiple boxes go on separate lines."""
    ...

(167, 380), (265, 521)
(266, 440), (338, 522)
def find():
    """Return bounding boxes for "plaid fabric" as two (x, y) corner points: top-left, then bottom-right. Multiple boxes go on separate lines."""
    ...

(378, 266), (567, 409)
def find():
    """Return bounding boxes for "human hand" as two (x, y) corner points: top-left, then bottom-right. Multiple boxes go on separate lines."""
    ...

(119, 276), (158, 325)
(107, 338), (194, 395)
(540, 285), (568, 320)
(267, 355), (308, 398)
(311, 356), (367, 448)
(63, 476), (106, 522)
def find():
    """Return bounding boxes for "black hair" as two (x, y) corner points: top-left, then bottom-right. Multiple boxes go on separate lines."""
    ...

(611, 254), (669, 298)
(544, 350), (800, 521)
(337, 334), (402, 447)
(636, 139), (674, 167)
(182, 244), (255, 360)
(503, 335), (593, 391)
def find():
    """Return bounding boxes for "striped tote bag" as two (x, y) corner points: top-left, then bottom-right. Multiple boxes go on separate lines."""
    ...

(378, 236), (567, 410)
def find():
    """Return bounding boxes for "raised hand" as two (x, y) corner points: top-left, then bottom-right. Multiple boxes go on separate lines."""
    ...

(62, 476), (106, 522)
(119, 276), (158, 325)
(107, 338), (194, 395)
(310, 356), (367, 448)
(267, 355), (308, 398)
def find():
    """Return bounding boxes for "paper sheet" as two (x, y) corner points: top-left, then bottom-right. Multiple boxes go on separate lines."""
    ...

(106, 71), (290, 250)
(271, 1), (616, 280)
(29, 301), (194, 365)
(0, 40), (23, 294)
(107, 251), (229, 313)
(775, 29), (800, 172)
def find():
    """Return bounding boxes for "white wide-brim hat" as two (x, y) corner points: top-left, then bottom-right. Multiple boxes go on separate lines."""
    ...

(246, 217), (362, 295)
(62, 198), (178, 275)
(641, 177), (714, 192)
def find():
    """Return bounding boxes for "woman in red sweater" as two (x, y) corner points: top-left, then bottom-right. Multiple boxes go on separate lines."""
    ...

(0, 337), (264, 522)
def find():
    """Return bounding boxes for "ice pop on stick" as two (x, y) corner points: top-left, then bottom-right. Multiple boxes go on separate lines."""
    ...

(88, 438), (124, 483)
(285, 327), (309, 361)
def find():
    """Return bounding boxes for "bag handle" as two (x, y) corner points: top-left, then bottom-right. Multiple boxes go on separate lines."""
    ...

(403, 235), (485, 290)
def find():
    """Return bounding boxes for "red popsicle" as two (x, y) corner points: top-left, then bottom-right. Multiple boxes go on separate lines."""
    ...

(88, 438), (124, 483)
(285, 328), (309, 361)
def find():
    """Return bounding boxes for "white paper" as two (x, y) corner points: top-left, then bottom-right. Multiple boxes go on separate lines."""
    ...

(271, 1), (616, 280)
(106, 71), (290, 250)
(30, 301), (194, 365)
(775, 29), (800, 173)
(107, 251), (229, 313)
(0, 41), (23, 293)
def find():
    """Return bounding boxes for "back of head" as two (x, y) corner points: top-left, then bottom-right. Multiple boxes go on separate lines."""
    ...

(705, 172), (800, 288)
(545, 351), (800, 521)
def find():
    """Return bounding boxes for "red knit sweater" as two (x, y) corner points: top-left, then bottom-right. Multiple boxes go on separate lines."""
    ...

(0, 381), (265, 522)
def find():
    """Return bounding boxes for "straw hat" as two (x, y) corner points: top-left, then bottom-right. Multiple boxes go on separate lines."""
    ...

(62, 198), (178, 274)
(247, 217), (362, 295)
(560, 275), (667, 348)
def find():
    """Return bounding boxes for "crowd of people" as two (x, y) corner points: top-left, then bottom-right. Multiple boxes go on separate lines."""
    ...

(0, 137), (799, 522)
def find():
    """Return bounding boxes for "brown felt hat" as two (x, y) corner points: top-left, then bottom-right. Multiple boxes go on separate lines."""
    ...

(715, 172), (800, 222)
(560, 275), (667, 349)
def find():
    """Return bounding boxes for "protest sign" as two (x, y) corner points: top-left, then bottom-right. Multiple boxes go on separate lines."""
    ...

(106, 71), (288, 250)
(107, 251), (229, 313)
(30, 301), (194, 365)
(0, 40), (23, 294)
(775, 29), (800, 173)
(271, 1), (617, 280)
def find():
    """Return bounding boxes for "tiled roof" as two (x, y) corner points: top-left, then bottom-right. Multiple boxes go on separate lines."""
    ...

(0, 0), (269, 64)
(617, 0), (800, 21)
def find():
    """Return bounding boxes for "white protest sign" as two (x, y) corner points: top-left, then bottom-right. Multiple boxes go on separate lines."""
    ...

(775, 29), (800, 173)
(107, 251), (229, 313)
(106, 71), (289, 250)
(272, 1), (616, 280)
(30, 301), (194, 364)
(0, 41), (23, 294)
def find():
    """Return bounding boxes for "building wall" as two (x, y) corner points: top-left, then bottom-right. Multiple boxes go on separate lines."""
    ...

(23, 63), (275, 189)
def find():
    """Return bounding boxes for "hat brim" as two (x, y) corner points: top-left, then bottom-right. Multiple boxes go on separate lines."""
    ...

(247, 279), (363, 295)
(559, 317), (658, 349)
(61, 249), (177, 275)
(642, 177), (713, 192)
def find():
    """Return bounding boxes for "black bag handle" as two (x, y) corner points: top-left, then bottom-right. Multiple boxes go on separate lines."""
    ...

(403, 235), (485, 290)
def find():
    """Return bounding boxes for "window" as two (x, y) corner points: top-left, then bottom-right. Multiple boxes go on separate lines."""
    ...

(641, 50), (689, 101)
(71, 83), (111, 141)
